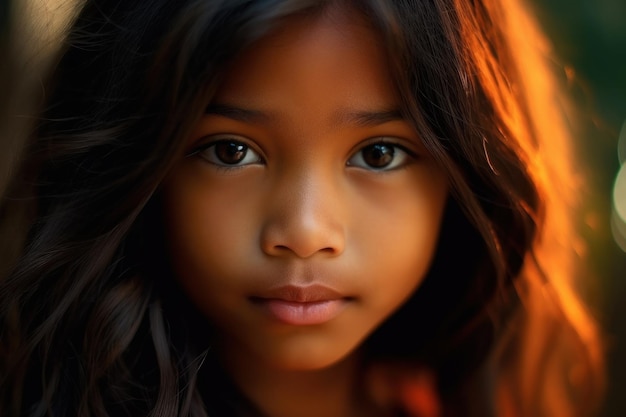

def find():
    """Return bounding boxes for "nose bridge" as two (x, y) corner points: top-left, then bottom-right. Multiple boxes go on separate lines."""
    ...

(260, 161), (346, 259)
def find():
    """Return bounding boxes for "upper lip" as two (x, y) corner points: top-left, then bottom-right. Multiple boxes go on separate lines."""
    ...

(253, 284), (345, 303)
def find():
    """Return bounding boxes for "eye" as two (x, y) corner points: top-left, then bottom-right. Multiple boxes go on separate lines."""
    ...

(191, 138), (262, 167)
(347, 141), (413, 171)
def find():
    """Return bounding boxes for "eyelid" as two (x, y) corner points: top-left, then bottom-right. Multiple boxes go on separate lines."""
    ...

(186, 134), (257, 156)
(353, 136), (419, 154)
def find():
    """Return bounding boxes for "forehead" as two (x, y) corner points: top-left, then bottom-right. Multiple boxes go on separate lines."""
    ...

(212, 6), (398, 117)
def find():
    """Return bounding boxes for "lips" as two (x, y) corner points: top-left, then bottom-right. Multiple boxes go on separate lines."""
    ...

(250, 284), (350, 325)
(256, 284), (344, 303)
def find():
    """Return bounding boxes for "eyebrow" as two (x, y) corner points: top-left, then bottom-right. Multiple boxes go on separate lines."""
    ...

(205, 104), (404, 127)
(336, 109), (404, 127)
(206, 104), (269, 123)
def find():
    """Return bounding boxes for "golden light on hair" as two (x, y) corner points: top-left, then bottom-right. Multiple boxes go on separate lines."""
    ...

(476, 0), (605, 415)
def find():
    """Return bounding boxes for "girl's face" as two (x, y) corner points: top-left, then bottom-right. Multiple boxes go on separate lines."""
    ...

(162, 9), (448, 371)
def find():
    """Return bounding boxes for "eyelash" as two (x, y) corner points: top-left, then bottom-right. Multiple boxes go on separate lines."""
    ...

(188, 137), (417, 171)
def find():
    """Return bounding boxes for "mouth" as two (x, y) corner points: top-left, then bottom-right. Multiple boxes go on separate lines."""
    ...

(250, 284), (352, 326)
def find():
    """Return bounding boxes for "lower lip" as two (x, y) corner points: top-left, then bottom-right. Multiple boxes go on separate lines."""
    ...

(257, 299), (347, 325)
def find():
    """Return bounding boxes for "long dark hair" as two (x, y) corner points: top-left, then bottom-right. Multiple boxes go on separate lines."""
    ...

(0, 0), (603, 416)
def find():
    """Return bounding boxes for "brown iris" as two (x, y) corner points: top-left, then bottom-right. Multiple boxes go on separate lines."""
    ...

(215, 141), (248, 164)
(361, 143), (394, 168)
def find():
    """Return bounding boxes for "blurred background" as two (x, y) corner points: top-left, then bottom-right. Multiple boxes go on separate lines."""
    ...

(529, 0), (626, 415)
(1, 0), (625, 415)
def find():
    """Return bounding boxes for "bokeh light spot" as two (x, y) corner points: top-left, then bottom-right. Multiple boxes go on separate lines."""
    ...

(613, 163), (626, 223)
(618, 119), (626, 165)
(610, 210), (626, 253)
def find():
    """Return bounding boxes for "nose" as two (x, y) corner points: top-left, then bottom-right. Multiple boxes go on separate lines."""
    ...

(260, 169), (346, 259)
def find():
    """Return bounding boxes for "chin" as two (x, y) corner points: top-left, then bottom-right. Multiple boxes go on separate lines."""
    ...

(262, 340), (360, 372)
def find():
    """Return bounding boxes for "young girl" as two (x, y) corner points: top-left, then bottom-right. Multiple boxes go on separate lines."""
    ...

(0, 0), (605, 416)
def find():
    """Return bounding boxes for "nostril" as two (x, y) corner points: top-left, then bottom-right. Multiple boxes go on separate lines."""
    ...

(266, 243), (341, 258)
(260, 218), (346, 258)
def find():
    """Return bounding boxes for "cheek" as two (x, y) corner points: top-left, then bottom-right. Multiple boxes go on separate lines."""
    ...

(160, 169), (262, 304)
(348, 170), (448, 308)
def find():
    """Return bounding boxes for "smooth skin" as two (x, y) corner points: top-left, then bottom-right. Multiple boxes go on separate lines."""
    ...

(162, 5), (448, 417)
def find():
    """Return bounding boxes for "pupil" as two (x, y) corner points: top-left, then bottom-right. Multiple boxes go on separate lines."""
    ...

(216, 141), (247, 164)
(363, 144), (394, 168)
